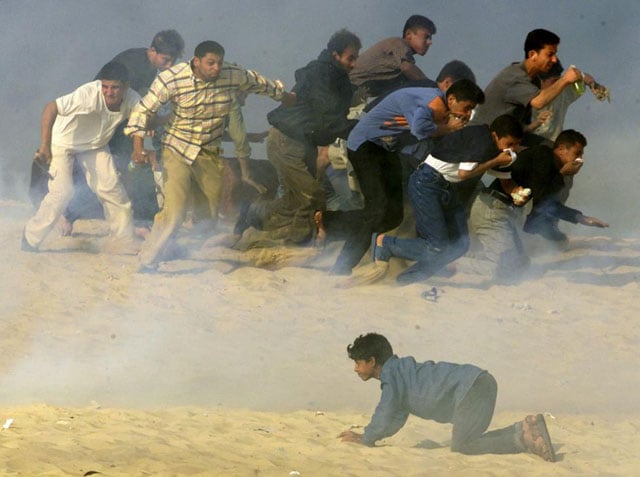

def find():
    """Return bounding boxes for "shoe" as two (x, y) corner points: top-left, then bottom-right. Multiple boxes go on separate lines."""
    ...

(521, 414), (556, 462)
(21, 229), (38, 253)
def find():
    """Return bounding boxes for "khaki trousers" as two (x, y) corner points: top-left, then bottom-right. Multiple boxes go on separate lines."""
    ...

(138, 147), (224, 267)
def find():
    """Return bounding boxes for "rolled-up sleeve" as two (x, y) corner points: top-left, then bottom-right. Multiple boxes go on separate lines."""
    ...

(125, 75), (171, 137)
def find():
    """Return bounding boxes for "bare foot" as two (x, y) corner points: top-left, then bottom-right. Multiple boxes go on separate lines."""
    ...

(135, 226), (151, 240)
(59, 217), (73, 237)
(313, 210), (326, 248)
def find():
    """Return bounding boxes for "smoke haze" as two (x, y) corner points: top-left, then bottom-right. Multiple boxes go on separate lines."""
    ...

(2, 0), (638, 235)
(1, 0), (639, 417)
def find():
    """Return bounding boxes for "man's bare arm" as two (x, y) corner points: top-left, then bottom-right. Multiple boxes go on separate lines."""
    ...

(530, 67), (581, 110)
(36, 101), (59, 163)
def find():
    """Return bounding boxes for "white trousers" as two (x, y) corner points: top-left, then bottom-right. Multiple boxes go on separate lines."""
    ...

(25, 145), (134, 247)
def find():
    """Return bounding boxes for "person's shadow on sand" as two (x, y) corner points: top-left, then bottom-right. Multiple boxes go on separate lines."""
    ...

(413, 438), (446, 449)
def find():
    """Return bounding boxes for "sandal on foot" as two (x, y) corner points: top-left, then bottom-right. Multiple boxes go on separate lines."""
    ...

(522, 414), (556, 462)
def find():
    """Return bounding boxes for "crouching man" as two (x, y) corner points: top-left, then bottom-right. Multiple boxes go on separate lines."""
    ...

(23, 62), (139, 253)
(459, 129), (608, 282)
(339, 333), (556, 462)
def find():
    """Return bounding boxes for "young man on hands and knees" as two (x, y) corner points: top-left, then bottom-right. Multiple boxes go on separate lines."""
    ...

(340, 333), (556, 462)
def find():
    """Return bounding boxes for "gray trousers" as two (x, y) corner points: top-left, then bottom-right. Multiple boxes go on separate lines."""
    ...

(458, 191), (529, 280)
(451, 373), (525, 455)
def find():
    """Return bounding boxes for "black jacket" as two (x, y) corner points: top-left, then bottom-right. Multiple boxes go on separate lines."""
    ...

(268, 49), (356, 146)
(490, 145), (583, 223)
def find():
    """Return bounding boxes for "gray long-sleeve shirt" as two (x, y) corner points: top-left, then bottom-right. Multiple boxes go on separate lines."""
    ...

(363, 355), (485, 446)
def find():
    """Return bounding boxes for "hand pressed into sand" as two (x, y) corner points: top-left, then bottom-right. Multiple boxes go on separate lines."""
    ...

(338, 430), (363, 443)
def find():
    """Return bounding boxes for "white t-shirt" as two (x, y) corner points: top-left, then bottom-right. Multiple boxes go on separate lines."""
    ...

(52, 80), (140, 150)
(424, 154), (477, 183)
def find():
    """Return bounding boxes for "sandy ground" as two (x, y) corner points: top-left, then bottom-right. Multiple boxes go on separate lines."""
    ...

(2, 200), (639, 475)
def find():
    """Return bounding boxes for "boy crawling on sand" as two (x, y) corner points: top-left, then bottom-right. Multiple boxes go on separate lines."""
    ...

(339, 333), (555, 462)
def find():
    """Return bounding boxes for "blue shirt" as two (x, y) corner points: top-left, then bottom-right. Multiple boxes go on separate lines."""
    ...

(347, 87), (445, 152)
(363, 355), (485, 446)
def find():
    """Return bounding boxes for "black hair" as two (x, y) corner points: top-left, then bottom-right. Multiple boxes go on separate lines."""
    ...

(436, 60), (476, 84)
(402, 15), (436, 37)
(445, 79), (485, 104)
(555, 129), (587, 148)
(96, 61), (129, 83)
(489, 114), (524, 139)
(151, 29), (185, 58)
(524, 29), (560, 58)
(347, 333), (393, 366)
(194, 40), (225, 59)
(327, 29), (361, 55)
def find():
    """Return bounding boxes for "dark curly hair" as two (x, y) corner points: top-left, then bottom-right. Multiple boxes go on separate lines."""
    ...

(347, 333), (393, 365)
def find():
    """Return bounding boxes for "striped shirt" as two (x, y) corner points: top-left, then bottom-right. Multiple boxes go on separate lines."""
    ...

(125, 61), (285, 163)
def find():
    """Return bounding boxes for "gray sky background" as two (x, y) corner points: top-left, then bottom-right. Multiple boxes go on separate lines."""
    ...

(2, 0), (638, 236)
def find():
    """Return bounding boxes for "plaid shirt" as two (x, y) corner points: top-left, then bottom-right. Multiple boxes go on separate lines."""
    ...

(125, 61), (284, 163)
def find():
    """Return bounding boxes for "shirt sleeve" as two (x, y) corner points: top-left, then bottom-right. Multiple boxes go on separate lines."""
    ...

(503, 74), (539, 109)
(122, 89), (142, 116)
(407, 105), (437, 140)
(124, 74), (170, 137)
(238, 68), (285, 101)
(362, 378), (410, 446)
(533, 197), (583, 223)
(458, 162), (478, 171)
(55, 82), (96, 117)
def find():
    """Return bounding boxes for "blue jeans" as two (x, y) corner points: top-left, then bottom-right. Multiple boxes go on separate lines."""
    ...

(382, 164), (469, 283)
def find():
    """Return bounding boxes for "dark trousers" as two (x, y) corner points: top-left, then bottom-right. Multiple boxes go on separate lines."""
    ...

(451, 373), (524, 455)
(384, 164), (469, 284)
(326, 141), (404, 272)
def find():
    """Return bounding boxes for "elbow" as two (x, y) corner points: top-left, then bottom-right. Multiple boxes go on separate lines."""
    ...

(44, 101), (59, 116)
(458, 170), (473, 181)
(529, 97), (545, 110)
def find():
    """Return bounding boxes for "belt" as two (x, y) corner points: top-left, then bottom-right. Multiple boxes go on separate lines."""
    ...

(482, 188), (513, 206)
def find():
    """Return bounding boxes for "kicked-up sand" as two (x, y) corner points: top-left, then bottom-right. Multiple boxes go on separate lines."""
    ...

(2, 200), (639, 475)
